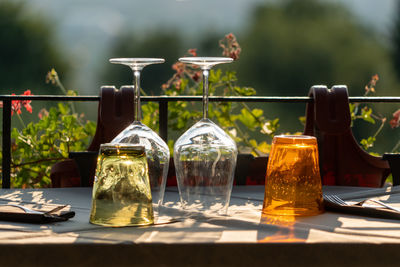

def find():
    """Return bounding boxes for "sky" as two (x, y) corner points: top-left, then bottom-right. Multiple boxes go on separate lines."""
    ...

(21, 0), (398, 93)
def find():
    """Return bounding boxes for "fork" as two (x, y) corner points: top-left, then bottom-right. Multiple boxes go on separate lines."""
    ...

(324, 195), (348, 206)
(0, 204), (43, 214)
(0, 204), (67, 215)
(323, 194), (400, 220)
(324, 195), (400, 213)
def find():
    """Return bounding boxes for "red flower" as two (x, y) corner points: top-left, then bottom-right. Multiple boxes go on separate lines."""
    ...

(173, 79), (182, 90)
(229, 49), (241, 60)
(188, 49), (197, 57)
(161, 83), (168, 90)
(11, 93), (21, 116)
(172, 62), (185, 76)
(38, 108), (49, 119)
(10, 90), (33, 116)
(372, 74), (379, 82)
(192, 71), (201, 82)
(365, 74), (379, 94)
(225, 33), (234, 40)
(21, 90), (33, 114)
(24, 103), (33, 113)
(219, 33), (241, 60)
(389, 109), (400, 128)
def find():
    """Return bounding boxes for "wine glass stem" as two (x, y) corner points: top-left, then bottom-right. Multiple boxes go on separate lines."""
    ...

(133, 70), (141, 121)
(202, 69), (209, 120)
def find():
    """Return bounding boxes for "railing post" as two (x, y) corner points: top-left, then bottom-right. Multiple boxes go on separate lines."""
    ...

(159, 100), (168, 142)
(2, 99), (11, 188)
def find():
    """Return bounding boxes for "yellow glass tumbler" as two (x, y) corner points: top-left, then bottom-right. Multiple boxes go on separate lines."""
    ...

(90, 144), (154, 227)
(262, 135), (323, 216)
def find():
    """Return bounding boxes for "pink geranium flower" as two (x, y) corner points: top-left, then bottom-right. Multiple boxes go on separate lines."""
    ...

(10, 90), (33, 116)
(389, 109), (400, 128)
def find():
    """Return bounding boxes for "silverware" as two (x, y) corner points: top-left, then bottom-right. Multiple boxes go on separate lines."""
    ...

(324, 195), (400, 212)
(324, 195), (348, 206)
(359, 199), (400, 213)
(323, 194), (400, 220)
(0, 204), (43, 214)
(0, 204), (67, 215)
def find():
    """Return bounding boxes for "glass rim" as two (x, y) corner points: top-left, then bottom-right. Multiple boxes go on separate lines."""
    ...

(100, 143), (145, 152)
(179, 57), (233, 64)
(109, 58), (165, 65)
(274, 135), (316, 139)
(273, 135), (317, 144)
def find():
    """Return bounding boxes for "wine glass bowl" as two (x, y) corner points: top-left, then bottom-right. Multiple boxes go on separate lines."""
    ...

(108, 58), (170, 209)
(174, 57), (237, 215)
(112, 120), (169, 207)
(174, 118), (237, 214)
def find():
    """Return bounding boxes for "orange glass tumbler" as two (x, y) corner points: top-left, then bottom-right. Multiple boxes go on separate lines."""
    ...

(262, 135), (323, 216)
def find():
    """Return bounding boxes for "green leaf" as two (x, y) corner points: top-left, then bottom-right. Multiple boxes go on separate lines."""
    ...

(349, 103), (355, 113)
(360, 136), (376, 150)
(236, 108), (257, 130)
(222, 71), (237, 82)
(251, 108), (263, 117)
(180, 79), (189, 91)
(58, 103), (69, 115)
(361, 107), (375, 124)
(11, 128), (20, 139)
(209, 69), (222, 83)
(66, 90), (77, 96)
(255, 141), (271, 154)
(299, 116), (306, 125)
(249, 139), (258, 148)
(234, 86), (256, 96)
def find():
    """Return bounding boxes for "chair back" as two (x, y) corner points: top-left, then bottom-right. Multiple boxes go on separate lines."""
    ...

(304, 85), (390, 187)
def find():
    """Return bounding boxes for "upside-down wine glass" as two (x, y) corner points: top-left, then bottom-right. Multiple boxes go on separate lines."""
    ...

(174, 57), (238, 215)
(109, 58), (170, 210)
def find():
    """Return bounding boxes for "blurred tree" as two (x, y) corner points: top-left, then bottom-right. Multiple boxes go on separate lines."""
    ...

(238, 0), (397, 96)
(100, 31), (185, 96)
(236, 0), (399, 134)
(0, 1), (69, 94)
(197, 32), (223, 56)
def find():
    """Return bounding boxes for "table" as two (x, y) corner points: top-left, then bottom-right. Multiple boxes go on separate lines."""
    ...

(1, 185), (400, 266)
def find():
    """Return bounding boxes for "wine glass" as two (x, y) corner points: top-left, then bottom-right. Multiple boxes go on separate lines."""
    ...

(174, 57), (238, 215)
(109, 58), (170, 210)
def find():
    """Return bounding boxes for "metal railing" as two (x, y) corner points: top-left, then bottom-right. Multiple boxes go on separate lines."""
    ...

(1, 94), (400, 188)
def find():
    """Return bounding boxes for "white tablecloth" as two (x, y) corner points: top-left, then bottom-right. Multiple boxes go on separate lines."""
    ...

(1, 185), (400, 266)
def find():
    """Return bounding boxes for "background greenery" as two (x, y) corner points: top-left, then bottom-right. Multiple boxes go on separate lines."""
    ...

(0, 0), (399, 175)
(0, 1), (69, 95)
(98, 0), (399, 153)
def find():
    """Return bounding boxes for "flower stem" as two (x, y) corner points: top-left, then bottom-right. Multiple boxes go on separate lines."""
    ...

(16, 113), (26, 128)
(392, 139), (400, 153)
(372, 119), (386, 139)
(55, 75), (76, 114)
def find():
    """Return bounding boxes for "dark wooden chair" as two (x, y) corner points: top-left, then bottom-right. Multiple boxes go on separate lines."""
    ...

(304, 85), (391, 187)
(50, 86), (135, 187)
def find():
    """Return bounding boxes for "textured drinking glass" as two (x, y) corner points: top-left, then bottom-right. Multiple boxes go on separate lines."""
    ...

(109, 58), (169, 209)
(262, 135), (323, 216)
(90, 144), (153, 227)
(174, 57), (238, 215)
